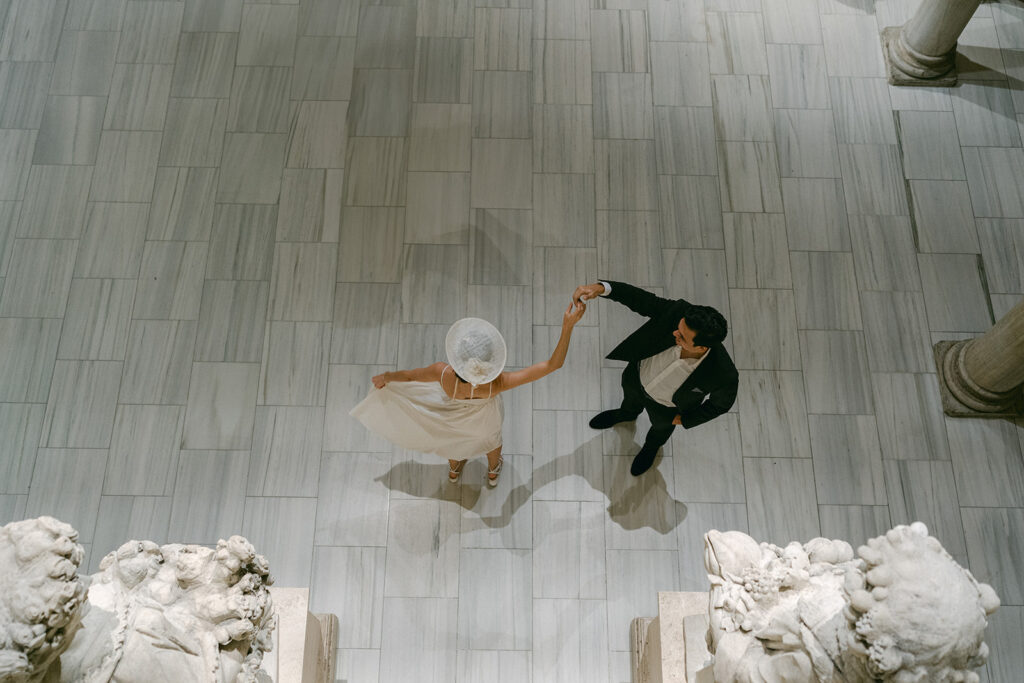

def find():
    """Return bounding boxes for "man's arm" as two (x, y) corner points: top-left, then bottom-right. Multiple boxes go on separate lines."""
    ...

(599, 280), (677, 319)
(676, 377), (738, 429)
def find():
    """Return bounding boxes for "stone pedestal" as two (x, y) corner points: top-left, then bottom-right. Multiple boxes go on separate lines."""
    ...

(934, 297), (1024, 418)
(630, 592), (711, 683)
(263, 587), (338, 683)
(882, 0), (983, 86)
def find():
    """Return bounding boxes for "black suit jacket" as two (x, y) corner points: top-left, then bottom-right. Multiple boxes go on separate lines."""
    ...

(602, 280), (738, 430)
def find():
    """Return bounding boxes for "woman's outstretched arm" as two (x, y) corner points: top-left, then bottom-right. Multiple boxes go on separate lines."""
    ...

(372, 361), (446, 388)
(499, 301), (586, 391)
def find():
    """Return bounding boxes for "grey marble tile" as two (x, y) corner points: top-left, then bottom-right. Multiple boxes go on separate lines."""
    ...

(595, 139), (658, 210)
(258, 322), (330, 406)
(883, 460), (966, 561)
(674, 412), (746, 503)
(409, 104), (472, 172)
(729, 289), (801, 370)
(344, 137), (408, 206)
(75, 202), (149, 278)
(980, 607), (1024, 683)
(859, 290), (933, 372)
(227, 66), (293, 133)
(355, 6), (415, 69)
(236, 4), (297, 66)
(658, 175), (724, 249)
(724, 212), (791, 288)
(0, 202), (15, 276)
(417, 0), (473, 37)
(676, 502), (747, 589)
(531, 326), (602, 410)
(241, 496), (316, 587)
(276, 169), (326, 242)
(886, 81), (953, 111)
(946, 419), (1024, 507)
(532, 247), (598, 326)
(195, 280), (269, 362)
(0, 404), (44, 494)
(314, 451), (389, 545)
(977, 219), (1024, 293)
(839, 144), (909, 216)
(533, 39), (592, 104)
(26, 448), (106, 542)
(918, 253), (992, 332)
(103, 63), (172, 131)
(404, 172), (471, 244)
(310, 546), (386, 648)
(533, 500), (606, 598)
(654, 106), (716, 176)
(590, 10), (647, 73)
(952, 83), (1022, 147)
(468, 209), (532, 288)
(247, 406), (323, 498)
(338, 207), (404, 282)
(781, 178), (850, 252)
(380, 597), (458, 683)
(592, 73), (653, 140)
(58, 278), (136, 361)
(207, 204), (276, 280)
(171, 32), (236, 98)
(159, 98), (228, 167)
(457, 651), (529, 683)
(763, 0), (821, 43)
(103, 404), (182, 496)
(962, 146), (1024, 218)
(0, 495), (27, 523)
(144, 249), (218, 318)
(350, 69), (412, 138)
(718, 141), (783, 212)
(269, 243), (336, 321)
(292, 35), (355, 101)
(532, 174), (594, 247)
(0, 130), (35, 200)
(33, 96), (104, 165)
(457, 548), (531, 649)
(400, 244), (467, 324)
(707, 12), (767, 76)
(829, 77), (896, 144)
(385, 499), (461, 598)
(817, 505), (891, 545)
(17, 165), (92, 238)
(167, 449), (248, 544)
(897, 111), (965, 180)
(42, 360), (121, 448)
(647, 0), (704, 42)
(472, 71), (532, 139)
(737, 370), (811, 460)
(217, 133), (288, 203)
(711, 75), (773, 144)
(182, 362), (259, 449)
(961, 507), (1024, 605)
(0, 62), (53, 129)
(90, 130), (161, 202)
(119, 319), (197, 404)
(791, 251), (861, 330)
(147, 167), (216, 241)
(663, 249), (730, 320)
(774, 110), (839, 181)
(0, 238), (78, 317)
(809, 414), (886, 505)
(849, 215), (921, 291)
(324, 364), (395, 452)
(800, 330), (874, 414)
(530, 411), (604, 502)
(64, 0), (127, 31)
(331, 283), (400, 365)
(766, 44), (829, 110)
(474, 8), (531, 70)
(183, 0), (242, 32)
(0, 318), (61, 402)
(820, 14), (885, 77)
(650, 42), (712, 107)
(605, 549), (679, 650)
(50, 30), (117, 96)
(596, 211), (662, 287)
(471, 138), (532, 208)
(116, 1), (184, 64)
(533, 599), (609, 683)
(744, 457), (820, 544)
(533, 0), (589, 39)
(909, 180), (979, 254)
(413, 37), (473, 104)
(89, 495), (172, 571)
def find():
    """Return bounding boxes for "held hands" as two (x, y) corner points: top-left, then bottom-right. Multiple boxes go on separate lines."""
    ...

(371, 372), (389, 389)
(572, 282), (605, 305)
(563, 300), (586, 328)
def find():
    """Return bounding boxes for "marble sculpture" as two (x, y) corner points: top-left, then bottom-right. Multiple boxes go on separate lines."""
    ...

(703, 522), (999, 682)
(0, 517), (275, 683)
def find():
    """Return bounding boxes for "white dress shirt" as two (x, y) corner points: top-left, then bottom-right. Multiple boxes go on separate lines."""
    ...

(638, 345), (706, 406)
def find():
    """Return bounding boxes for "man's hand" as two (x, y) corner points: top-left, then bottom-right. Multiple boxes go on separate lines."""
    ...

(672, 415), (682, 426)
(572, 282), (606, 305)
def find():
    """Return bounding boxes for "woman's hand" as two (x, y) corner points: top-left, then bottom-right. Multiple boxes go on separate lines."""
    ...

(563, 300), (586, 328)
(372, 372), (389, 389)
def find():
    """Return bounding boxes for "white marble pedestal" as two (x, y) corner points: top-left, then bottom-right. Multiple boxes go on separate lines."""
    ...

(262, 587), (338, 683)
(630, 592), (712, 683)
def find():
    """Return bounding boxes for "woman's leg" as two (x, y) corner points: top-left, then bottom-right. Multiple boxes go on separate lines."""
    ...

(448, 458), (467, 481)
(486, 445), (503, 483)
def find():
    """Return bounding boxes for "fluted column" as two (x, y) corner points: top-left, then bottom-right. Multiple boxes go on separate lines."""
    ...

(934, 297), (1024, 417)
(882, 0), (983, 86)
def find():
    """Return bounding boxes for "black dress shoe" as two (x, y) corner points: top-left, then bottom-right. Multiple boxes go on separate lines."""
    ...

(589, 409), (633, 430)
(630, 444), (658, 476)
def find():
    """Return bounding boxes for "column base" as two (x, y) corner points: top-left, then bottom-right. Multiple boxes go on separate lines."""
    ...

(934, 341), (1024, 418)
(882, 26), (958, 87)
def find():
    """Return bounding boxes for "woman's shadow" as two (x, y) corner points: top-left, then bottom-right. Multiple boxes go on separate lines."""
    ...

(376, 425), (688, 536)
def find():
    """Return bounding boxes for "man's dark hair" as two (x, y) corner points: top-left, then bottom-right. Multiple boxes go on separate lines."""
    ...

(683, 305), (728, 347)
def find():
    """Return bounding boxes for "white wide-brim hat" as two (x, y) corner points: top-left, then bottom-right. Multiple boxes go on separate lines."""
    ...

(445, 318), (507, 386)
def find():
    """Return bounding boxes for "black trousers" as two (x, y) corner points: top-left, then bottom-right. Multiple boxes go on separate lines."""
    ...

(618, 362), (677, 450)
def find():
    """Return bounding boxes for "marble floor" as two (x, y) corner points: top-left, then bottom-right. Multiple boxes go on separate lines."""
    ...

(1, 0), (1024, 680)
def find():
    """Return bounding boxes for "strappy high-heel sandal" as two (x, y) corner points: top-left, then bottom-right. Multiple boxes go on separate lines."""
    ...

(449, 459), (467, 483)
(486, 457), (503, 487)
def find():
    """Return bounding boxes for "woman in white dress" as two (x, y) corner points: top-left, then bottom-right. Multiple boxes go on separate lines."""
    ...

(350, 301), (586, 486)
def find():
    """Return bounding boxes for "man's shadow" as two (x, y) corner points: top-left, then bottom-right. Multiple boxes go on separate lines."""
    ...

(376, 425), (688, 536)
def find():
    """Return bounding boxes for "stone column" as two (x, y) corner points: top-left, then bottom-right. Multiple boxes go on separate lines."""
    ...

(934, 297), (1024, 417)
(882, 0), (983, 86)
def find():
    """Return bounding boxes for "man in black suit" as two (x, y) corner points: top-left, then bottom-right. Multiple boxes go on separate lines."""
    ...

(572, 280), (738, 476)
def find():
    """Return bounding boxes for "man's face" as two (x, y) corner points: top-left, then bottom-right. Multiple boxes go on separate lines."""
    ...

(673, 318), (707, 354)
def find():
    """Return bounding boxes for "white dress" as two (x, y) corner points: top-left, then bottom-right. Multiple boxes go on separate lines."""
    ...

(349, 367), (503, 460)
